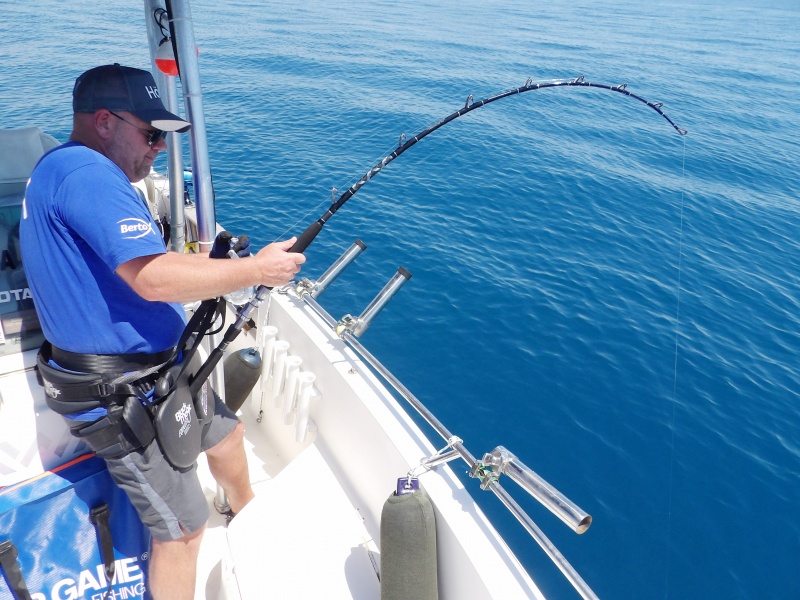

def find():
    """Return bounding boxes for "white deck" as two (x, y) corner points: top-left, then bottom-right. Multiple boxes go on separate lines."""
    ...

(195, 404), (381, 600)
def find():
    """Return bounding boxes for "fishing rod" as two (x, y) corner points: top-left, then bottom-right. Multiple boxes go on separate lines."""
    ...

(291, 74), (687, 253)
(190, 74), (688, 394)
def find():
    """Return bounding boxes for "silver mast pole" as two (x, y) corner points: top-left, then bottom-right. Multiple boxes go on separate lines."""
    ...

(143, 0), (186, 253)
(168, 0), (216, 252)
(162, 77), (187, 253)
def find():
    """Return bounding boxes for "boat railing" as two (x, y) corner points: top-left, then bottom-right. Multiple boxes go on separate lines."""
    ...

(293, 240), (599, 600)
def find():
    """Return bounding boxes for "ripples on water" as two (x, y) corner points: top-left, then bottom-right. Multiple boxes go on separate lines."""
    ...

(2, 1), (800, 598)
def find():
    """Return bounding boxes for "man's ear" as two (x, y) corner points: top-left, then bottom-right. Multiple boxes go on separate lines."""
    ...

(94, 110), (114, 140)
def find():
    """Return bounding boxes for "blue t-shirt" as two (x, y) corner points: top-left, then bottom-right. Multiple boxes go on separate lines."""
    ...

(20, 142), (186, 354)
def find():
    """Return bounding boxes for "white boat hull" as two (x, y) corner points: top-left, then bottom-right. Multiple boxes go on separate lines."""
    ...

(192, 290), (544, 599)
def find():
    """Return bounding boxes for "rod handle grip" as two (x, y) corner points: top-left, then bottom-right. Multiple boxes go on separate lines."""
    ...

(290, 220), (324, 253)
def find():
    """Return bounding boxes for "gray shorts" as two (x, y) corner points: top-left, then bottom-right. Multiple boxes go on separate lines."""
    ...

(104, 394), (239, 541)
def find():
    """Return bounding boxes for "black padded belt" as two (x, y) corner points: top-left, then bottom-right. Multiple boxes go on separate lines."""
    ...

(50, 344), (175, 374)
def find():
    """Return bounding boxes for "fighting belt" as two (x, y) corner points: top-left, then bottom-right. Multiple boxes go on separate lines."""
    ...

(37, 298), (224, 468)
(37, 341), (171, 459)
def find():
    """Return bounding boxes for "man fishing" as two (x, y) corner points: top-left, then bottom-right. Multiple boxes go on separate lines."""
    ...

(19, 63), (305, 600)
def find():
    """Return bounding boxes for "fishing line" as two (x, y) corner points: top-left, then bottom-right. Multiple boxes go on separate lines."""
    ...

(664, 133), (688, 599)
(269, 192), (332, 244)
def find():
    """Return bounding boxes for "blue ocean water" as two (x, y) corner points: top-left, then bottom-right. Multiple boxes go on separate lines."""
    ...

(2, 0), (800, 598)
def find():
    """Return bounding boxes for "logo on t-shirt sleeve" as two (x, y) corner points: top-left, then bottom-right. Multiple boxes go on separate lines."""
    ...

(118, 217), (155, 239)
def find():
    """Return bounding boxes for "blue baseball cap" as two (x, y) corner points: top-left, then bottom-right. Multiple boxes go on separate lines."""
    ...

(73, 64), (191, 133)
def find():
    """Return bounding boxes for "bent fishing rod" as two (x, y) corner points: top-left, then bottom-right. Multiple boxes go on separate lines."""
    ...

(189, 74), (688, 394)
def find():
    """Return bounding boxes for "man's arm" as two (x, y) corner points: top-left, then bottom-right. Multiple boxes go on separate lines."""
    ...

(116, 237), (305, 303)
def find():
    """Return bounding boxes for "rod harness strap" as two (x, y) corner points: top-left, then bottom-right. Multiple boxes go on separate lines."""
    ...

(49, 345), (176, 375)
(38, 341), (158, 412)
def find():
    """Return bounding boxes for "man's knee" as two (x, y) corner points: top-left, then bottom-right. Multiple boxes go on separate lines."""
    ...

(207, 421), (245, 457)
(152, 522), (206, 555)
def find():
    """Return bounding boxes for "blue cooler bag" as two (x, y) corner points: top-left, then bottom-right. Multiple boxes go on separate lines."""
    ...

(0, 454), (151, 600)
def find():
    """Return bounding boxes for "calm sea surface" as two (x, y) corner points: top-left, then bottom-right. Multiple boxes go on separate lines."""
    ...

(2, 0), (800, 598)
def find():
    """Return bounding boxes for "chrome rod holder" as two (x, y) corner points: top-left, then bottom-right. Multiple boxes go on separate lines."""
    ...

(477, 446), (592, 534)
(420, 448), (460, 470)
(347, 267), (412, 337)
(489, 481), (599, 600)
(412, 437), (464, 474)
(310, 239), (367, 298)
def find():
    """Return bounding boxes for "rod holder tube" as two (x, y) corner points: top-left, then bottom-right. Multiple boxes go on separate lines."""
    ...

(354, 267), (412, 337)
(311, 239), (367, 298)
(294, 372), (317, 443)
(270, 340), (290, 407)
(489, 482), (599, 600)
(484, 446), (591, 534)
(282, 355), (303, 424)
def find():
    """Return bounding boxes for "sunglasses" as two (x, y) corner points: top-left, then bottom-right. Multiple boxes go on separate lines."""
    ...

(108, 111), (168, 146)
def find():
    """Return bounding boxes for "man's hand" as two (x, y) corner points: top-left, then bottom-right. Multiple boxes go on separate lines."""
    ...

(252, 237), (306, 288)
